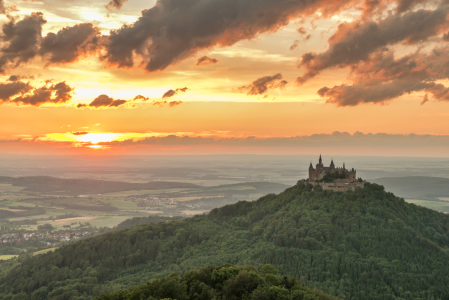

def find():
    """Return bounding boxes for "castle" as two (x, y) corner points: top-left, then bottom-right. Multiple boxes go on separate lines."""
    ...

(307, 155), (364, 192)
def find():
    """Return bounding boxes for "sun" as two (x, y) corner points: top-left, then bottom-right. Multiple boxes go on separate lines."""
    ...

(78, 133), (120, 144)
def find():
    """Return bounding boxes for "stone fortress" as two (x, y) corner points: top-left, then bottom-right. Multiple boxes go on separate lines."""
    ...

(306, 155), (365, 192)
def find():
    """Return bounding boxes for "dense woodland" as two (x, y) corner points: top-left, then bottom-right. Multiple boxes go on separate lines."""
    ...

(1, 182), (449, 299)
(96, 264), (337, 300)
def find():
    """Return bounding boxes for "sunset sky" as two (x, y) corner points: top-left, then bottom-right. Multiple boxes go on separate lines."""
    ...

(1, 0), (449, 156)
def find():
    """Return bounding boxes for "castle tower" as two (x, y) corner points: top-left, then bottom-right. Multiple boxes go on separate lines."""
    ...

(319, 154), (322, 165)
(330, 158), (335, 170)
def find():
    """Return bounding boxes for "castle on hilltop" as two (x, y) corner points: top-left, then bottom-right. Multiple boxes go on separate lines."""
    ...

(307, 155), (364, 192)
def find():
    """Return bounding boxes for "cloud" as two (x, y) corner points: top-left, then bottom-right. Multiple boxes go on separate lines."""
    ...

(11, 81), (74, 106)
(297, 27), (307, 35)
(317, 47), (449, 106)
(290, 40), (300, 51)
(77, 94), (151, 108)
(0, 81), (73, 106)
(72, 131), (89, 136)
(133, 94), (149, 101)
(105, 0), (128, 11)
(40, 23), (102, 64)
(0, 81), (31, 101)
(152, 100), (183, 107)
(0, 12), (103, 72)
(102, 0), (361, 72)
(238, 73), (287, 95)
(168, 100), (183, 107)
(87, 94), (128, 108)
(443, 32), (449, 41)
(162, 87), (188, 99)
(0, 12), (46, 73)
(297, 6), (449, 84)
(7, 75), (35, 81)
(196, 56), (219, 66)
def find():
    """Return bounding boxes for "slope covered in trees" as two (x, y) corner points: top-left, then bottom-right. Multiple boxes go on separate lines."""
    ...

(1, 182), (449, 300)
(96, 264), (337, 300)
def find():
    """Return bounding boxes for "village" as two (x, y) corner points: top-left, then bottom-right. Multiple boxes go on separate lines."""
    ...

(1, 230), (92, 244)
(125, 195), (202, 211)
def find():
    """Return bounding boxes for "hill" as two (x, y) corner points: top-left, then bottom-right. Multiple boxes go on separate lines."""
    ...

(0, 176), (200, 196)
(371, 176), (449, 199)
(1, 182), (449, 299)
(96, 264), (337, 300)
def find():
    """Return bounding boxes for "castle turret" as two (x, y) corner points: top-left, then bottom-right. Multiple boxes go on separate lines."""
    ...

(330, 158), (335, 169)
(319, 154), (322, 165)
(309, 162), (313, 169)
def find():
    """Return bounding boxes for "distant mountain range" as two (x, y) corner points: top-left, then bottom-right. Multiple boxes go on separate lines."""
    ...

(1, 182), (448, 299)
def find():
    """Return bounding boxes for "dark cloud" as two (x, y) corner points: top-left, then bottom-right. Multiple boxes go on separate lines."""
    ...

(290, 34), (311, 51)
(196, 56), (219, 66)
(290, 40), (300, 51)
(102, 0), (360, 72)
(238, 73), (287, 95)
(105, 0), (129, 11)
(0, 0), (5, 14)
(297, 27), (307, 35)
(317, 48), (449, 106)
(152, 100), (183, 107)
(0, 80), (73, 106)
(133, 94), (149, 101)
(297, 6), (449, 84)
(7, 75), (35, 81)
(162, 87), (188, 99)
(0, 12), (103, 72)
(444, 32), (449, 41)
(0, 12), (46, 73)
(40, 23), (102, 64)
(87, 94), (128, 108)
(0, 81), (31, 101)
(78, 94), (151, 108)
(168, 100), (183, 107)
(72, 131), (89, 136)
(396, 0), (427, 13)
(11, 81), (74, 106)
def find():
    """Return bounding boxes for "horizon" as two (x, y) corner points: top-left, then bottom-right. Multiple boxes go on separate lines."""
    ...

(1, 0), (449, 155)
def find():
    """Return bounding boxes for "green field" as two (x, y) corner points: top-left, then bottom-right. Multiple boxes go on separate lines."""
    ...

(0, 255), (18, 260)
(405, 199), (449, 213)
(0, 184), (24, 192)
(33, 248), (58, 256)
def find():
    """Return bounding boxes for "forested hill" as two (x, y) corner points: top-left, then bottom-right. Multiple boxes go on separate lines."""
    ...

(1, 182), (449, 300)
(96, 264), (337, 300)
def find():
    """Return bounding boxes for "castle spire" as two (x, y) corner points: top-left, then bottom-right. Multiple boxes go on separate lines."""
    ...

(319, 154), (322, 165)
(309, 162), (313, 169)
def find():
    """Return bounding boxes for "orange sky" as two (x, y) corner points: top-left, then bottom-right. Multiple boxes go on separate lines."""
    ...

(1, 0), (449, 155)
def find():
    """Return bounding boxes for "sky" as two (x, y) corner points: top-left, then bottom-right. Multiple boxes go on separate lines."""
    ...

(1, 0), (449, 156)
